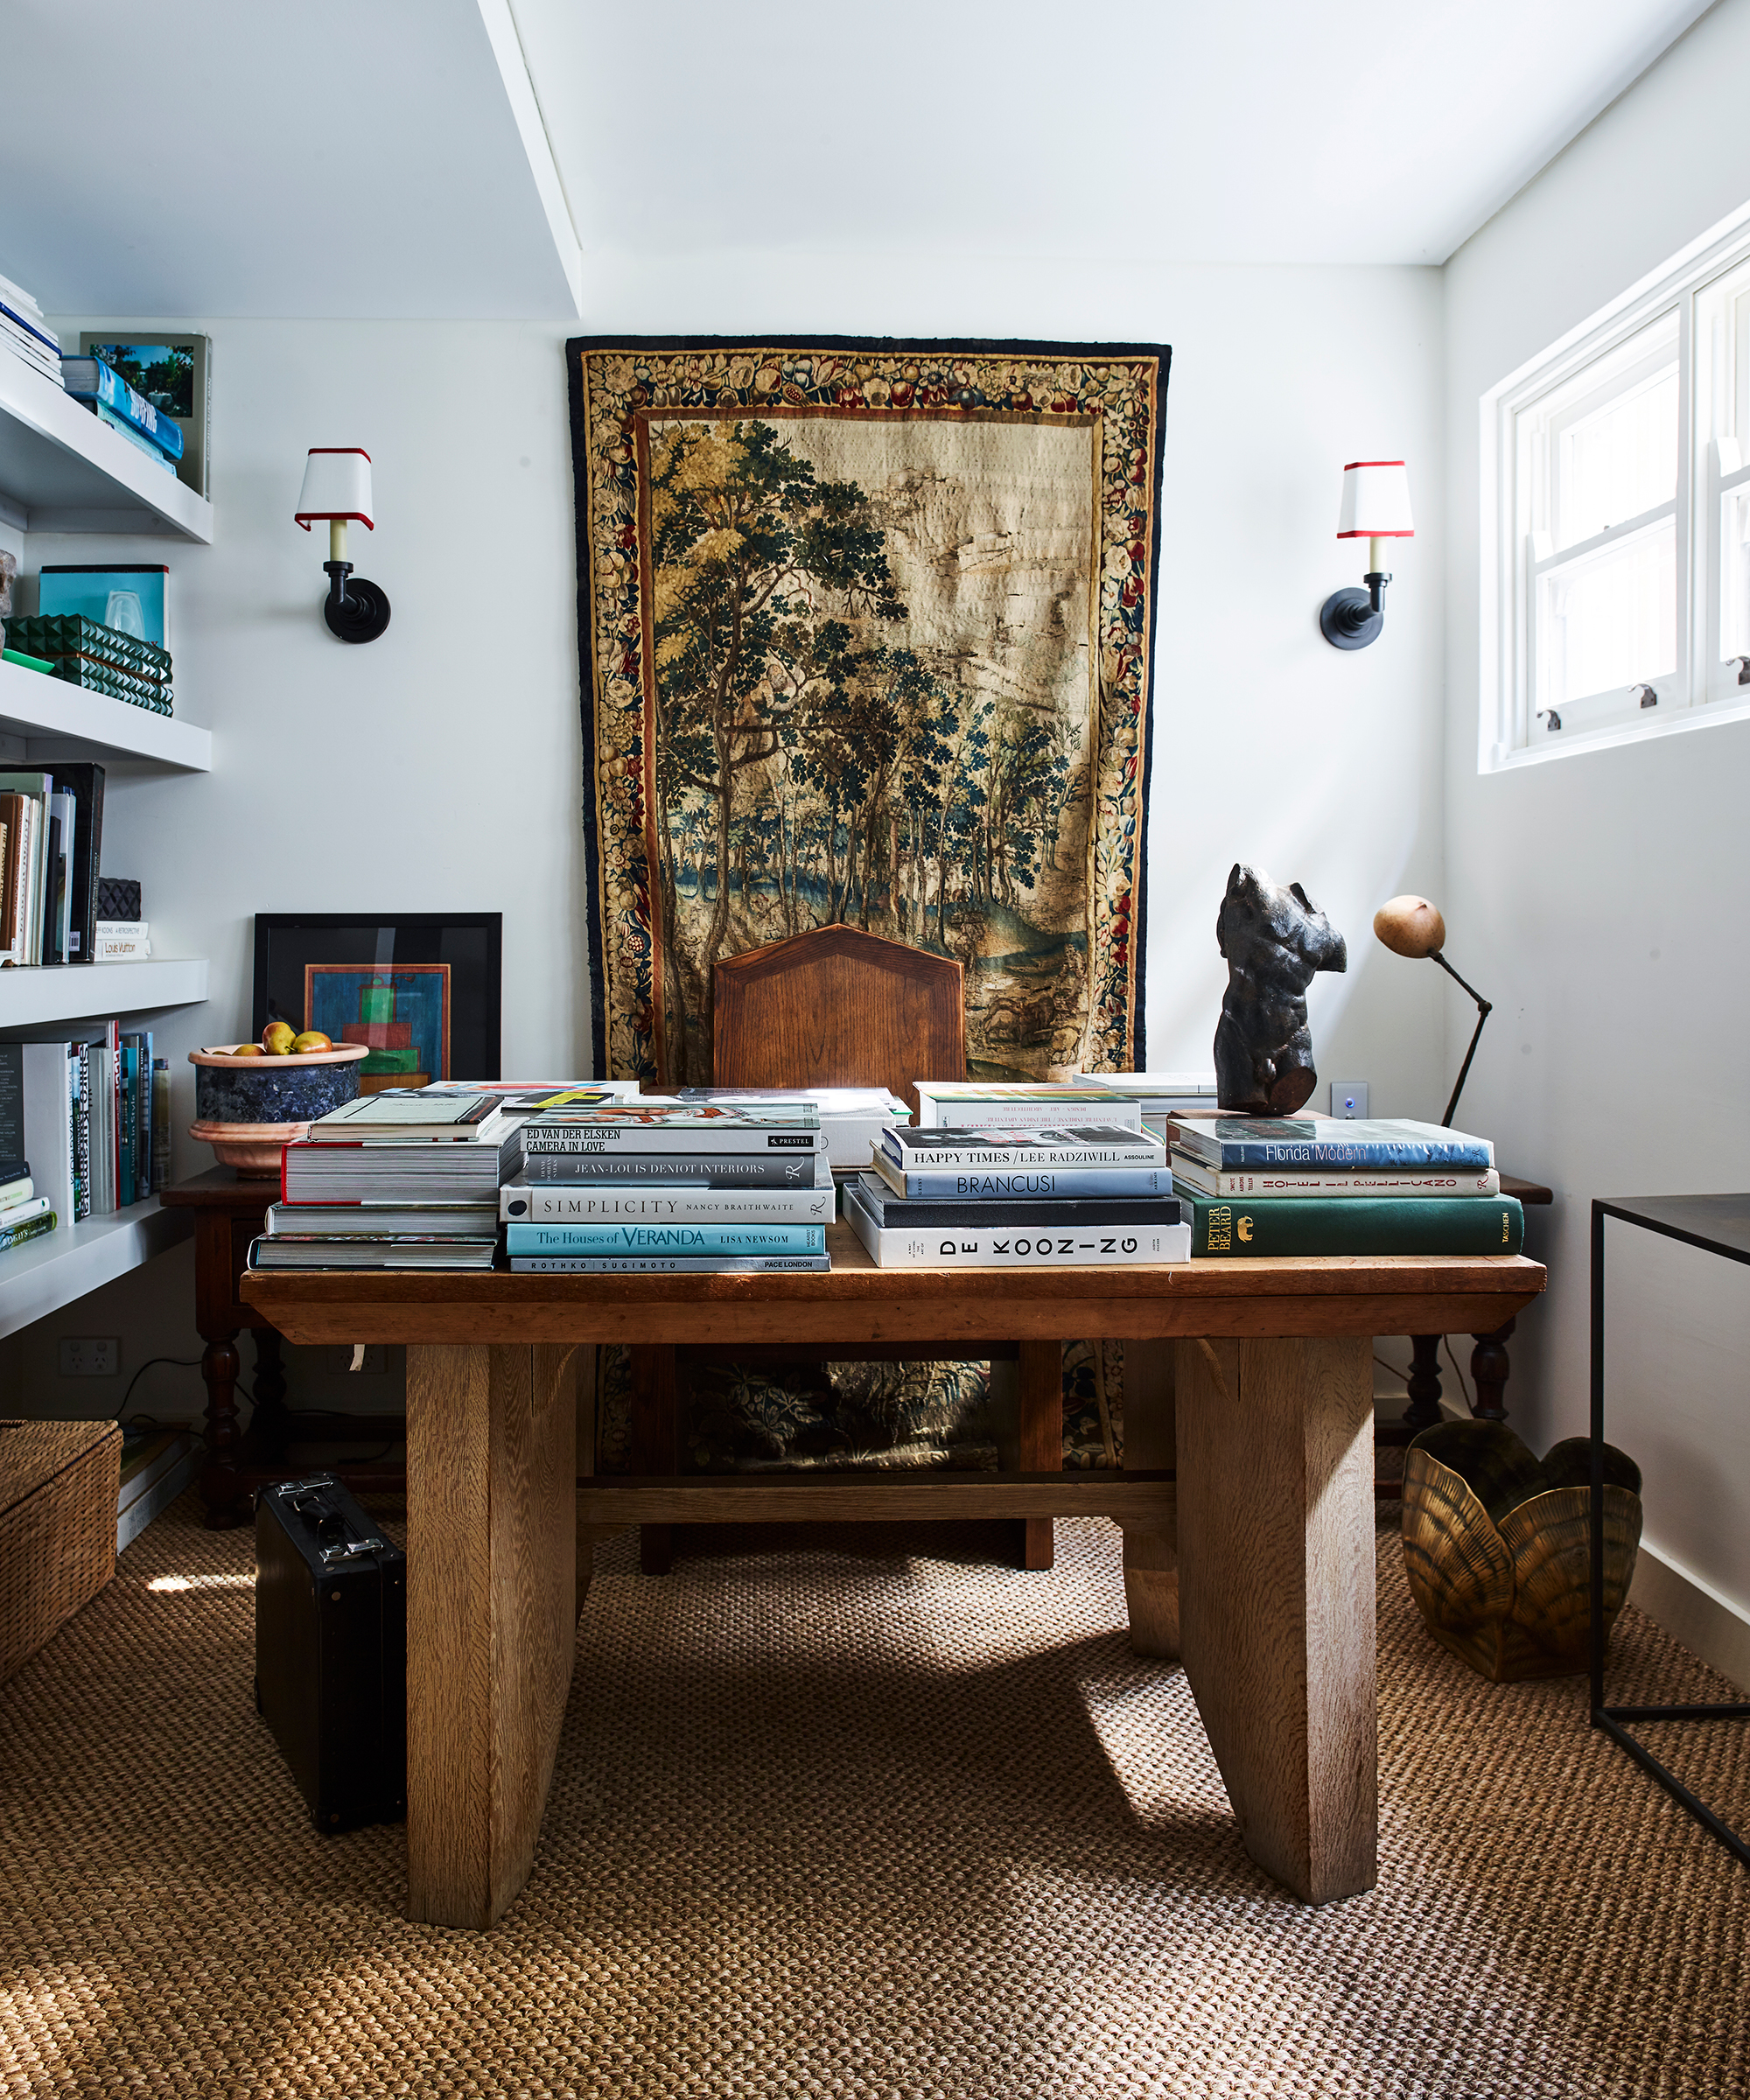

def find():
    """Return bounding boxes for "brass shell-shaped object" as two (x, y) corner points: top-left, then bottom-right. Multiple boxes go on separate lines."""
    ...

(1401, 1451), (1514, 1634)
(1402, 1442), (1643, 1683)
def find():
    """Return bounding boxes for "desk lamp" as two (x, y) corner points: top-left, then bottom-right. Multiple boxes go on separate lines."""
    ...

(1373, 894), (1492, 1127)
(295, 447), (391, 643)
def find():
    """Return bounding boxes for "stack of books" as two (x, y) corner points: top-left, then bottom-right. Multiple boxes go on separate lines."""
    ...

(0, 762), (105, 967)
(1166, 1116), (1523, 1256)
(914, 1082), (1145, 1130)
(0, 1158), (54, 1256)
(844, 1114), (1188, 1269)
(1070, 1069), (1219, 1124)
(0, 274), (63, 388)
(4, 616), (173, 717)
(252, 1092), (519, 1270)
(8, 1024), (158, 1241)
(58, 355), (184, 475)
(674, 1085), (910, 1175)
(502, 1096), (833, 1273)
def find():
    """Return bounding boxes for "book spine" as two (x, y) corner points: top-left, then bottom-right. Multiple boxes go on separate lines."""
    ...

(62, 362), (185, 456)
(862, 1194), (1187, 1230)
(117, 1042), (136, 1207)
(882, 1166), (1174, 1199)
(138, 1032), (153, 1194)
(60, 762), (104, 963)
(0, 301), (60, 356)
(89, 401), (178, 471)
(1180, 1194), (1525, 1257)
(1172, 1163), (1502, 1198)
(919, 1097), (1144, 1130)
(75, 1044), (91, 1219)
(0, 1211), (57, 1254)
(152, 1059), (169, 1192)
(520, 1124), (823, 1155)
(66, 1047), (80, 1221)
(844, 1188), (1190, 1268)
(518, 1152), (830, 1187)
(501, 1185), (836, 1223)
(507, 1255), (832, 1272)
(887, 1140), (1167, 1170)
(505, 1222), (826, 1255)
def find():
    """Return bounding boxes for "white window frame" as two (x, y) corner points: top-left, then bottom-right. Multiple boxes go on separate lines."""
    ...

(1480, 195), (1750, 772)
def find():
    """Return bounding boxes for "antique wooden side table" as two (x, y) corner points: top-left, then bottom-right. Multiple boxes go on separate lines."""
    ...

(161, 1168), (407, 1529)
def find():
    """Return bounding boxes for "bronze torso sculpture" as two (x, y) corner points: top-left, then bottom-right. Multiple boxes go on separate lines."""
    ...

(1214, 864), (1347, 1114)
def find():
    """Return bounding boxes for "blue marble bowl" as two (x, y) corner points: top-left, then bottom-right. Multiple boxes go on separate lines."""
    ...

(188, 1042), (370, 1174)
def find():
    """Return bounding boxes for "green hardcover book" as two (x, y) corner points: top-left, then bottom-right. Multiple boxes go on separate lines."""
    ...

(1182, 1192), (1524, 1257)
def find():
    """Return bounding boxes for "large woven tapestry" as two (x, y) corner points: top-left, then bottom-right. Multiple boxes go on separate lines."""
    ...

(567, 338), (1168, 1083)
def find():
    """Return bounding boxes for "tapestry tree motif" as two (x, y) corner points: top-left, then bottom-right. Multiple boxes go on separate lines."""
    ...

(569, 340), (1166, 1083)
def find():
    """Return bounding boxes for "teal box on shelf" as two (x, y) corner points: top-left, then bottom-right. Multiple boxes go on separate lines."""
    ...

(38, 566), (170, 652)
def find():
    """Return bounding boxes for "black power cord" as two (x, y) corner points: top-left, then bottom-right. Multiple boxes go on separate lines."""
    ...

(113, 1354), (204, 1421)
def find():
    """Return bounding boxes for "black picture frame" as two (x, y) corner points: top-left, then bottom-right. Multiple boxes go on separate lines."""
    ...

(251, 914), (502, 1081)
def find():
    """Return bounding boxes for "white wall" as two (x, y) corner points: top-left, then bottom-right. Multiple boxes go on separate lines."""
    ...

(4, 257), (1446, 1419)
(1445, 0), (1750, 1669)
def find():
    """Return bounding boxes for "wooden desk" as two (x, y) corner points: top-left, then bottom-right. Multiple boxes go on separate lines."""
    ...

(242, 1227), (1544, 1929)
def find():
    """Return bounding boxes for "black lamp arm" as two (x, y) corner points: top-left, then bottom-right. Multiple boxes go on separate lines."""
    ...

(1429, 948), (1493, 1129)
(1364, 570), (1390, 614)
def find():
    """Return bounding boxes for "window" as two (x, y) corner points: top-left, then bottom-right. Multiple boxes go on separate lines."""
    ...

(1481, 201), (1750, 766)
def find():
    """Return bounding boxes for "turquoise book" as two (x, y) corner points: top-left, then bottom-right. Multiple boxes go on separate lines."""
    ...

(1180, 1192), (1523, 1257)
(59, 358), (185, 458)
(1169, 1116), (1494, 1172)
(504, 1221), (826, 1256)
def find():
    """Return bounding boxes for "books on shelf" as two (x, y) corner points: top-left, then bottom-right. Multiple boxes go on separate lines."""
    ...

(58, 357), (185, 461)
(870, 1155), (1172, 1200)
(1166, 1116), (1494, 1172)
(912, 1082), (1144, 1131)
(0, 1209), (56, 1255)
(0, 275), (63, 388)
(1180, 1191), (1525, 1257)
(0, 1023), (158, 1250)
(500, 1180), (835, 1223)
(1160, 1113), (1520, 1259)
(509, 1092), (835, 1274)
(881, 1125), (1167, 1172)
(0, 764), (107, 966)
(843, 1178), (1190, 1269)
(674, 1085), (909, 1172)
(1170, 1155), (1502, 1198)
(94, 920), (149, 960)
(78, 333), (212, 500)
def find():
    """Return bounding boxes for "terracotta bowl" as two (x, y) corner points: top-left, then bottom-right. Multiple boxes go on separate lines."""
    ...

(188, 1041), (370, 1177)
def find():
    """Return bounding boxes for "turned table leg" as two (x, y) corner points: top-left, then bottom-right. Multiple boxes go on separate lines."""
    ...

(198, 1334), (251, 1530)
(1403, 1334), (1445, 1432)
(1175, 1334), (1377, 1904)
(989, 1340), (1060, 1570)
(1469, 1317), (1516, 1422)
(405, 1340), (577, 1929)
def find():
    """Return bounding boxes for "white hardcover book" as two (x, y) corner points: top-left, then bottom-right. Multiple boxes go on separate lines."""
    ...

(500, 1181), (836, 1224)
(843, 1181), (1189, 1269)
(1169, 1151), (1503, 1199)
(914, 1083), (1143, 1132)
(19, 1043), (74, 1229)
(1071, 1071), (1218, 1098)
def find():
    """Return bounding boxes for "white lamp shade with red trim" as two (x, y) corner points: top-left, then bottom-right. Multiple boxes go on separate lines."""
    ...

(295, 447), (374, 530)
(1335, 459), (1412, 540)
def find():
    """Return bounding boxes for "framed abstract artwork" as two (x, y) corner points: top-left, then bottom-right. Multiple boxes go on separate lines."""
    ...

(253, 914), (501, 1087)
(566, 335), (1168, 1087)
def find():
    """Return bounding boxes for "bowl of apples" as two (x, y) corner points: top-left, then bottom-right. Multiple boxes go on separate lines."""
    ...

(188, 1027), (371, 1175)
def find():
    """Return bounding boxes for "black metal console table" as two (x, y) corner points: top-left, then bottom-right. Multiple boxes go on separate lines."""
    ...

(1592, 1194), (1750, 1867)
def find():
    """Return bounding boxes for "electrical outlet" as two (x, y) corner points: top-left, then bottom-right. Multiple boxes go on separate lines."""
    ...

(326, 1344), (387, 1376)
(1329, 1081), (1369, 1120)
(59, 1337), (119, 1376)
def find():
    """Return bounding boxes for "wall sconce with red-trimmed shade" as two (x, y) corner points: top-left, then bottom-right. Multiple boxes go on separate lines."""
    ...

(295, 447), (391, 643)
(1320, 458), (1412, 649)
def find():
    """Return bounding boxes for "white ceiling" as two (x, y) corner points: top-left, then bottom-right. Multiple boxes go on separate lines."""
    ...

(0, 0), (1718, 318)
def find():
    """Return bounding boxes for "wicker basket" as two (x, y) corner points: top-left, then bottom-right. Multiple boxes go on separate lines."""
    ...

(0, 1419), (122, 1684)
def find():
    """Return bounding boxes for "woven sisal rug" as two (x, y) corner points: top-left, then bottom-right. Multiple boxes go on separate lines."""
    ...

(2, 1497), (1746, 2097)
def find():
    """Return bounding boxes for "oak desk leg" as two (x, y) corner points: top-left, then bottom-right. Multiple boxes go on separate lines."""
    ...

(1175, 1334), (1376, 1905)
(405, 1341), (578, 1930)
(1118, 1337), (1179, 1658)
(988, 1340), (1060, 1570)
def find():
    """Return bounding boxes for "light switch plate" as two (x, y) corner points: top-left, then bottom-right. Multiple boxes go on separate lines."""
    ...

(1329, 1081), (1368, 1119)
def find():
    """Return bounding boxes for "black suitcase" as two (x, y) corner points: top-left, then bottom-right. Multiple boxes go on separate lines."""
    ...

(254, 1474), (407, 1832)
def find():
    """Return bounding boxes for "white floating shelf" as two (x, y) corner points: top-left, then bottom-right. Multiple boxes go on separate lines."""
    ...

(0, 1195), (192, 1342)
(0, 352), (213, 542)
(0, 957), (208, 1032)
(0, 660), (211, 772)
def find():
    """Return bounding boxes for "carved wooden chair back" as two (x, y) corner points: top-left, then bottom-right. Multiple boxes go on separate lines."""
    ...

(711, 924), (965, 1110)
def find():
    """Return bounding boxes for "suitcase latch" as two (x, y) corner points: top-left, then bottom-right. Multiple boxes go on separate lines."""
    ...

(319, 1536), (388, 1564)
